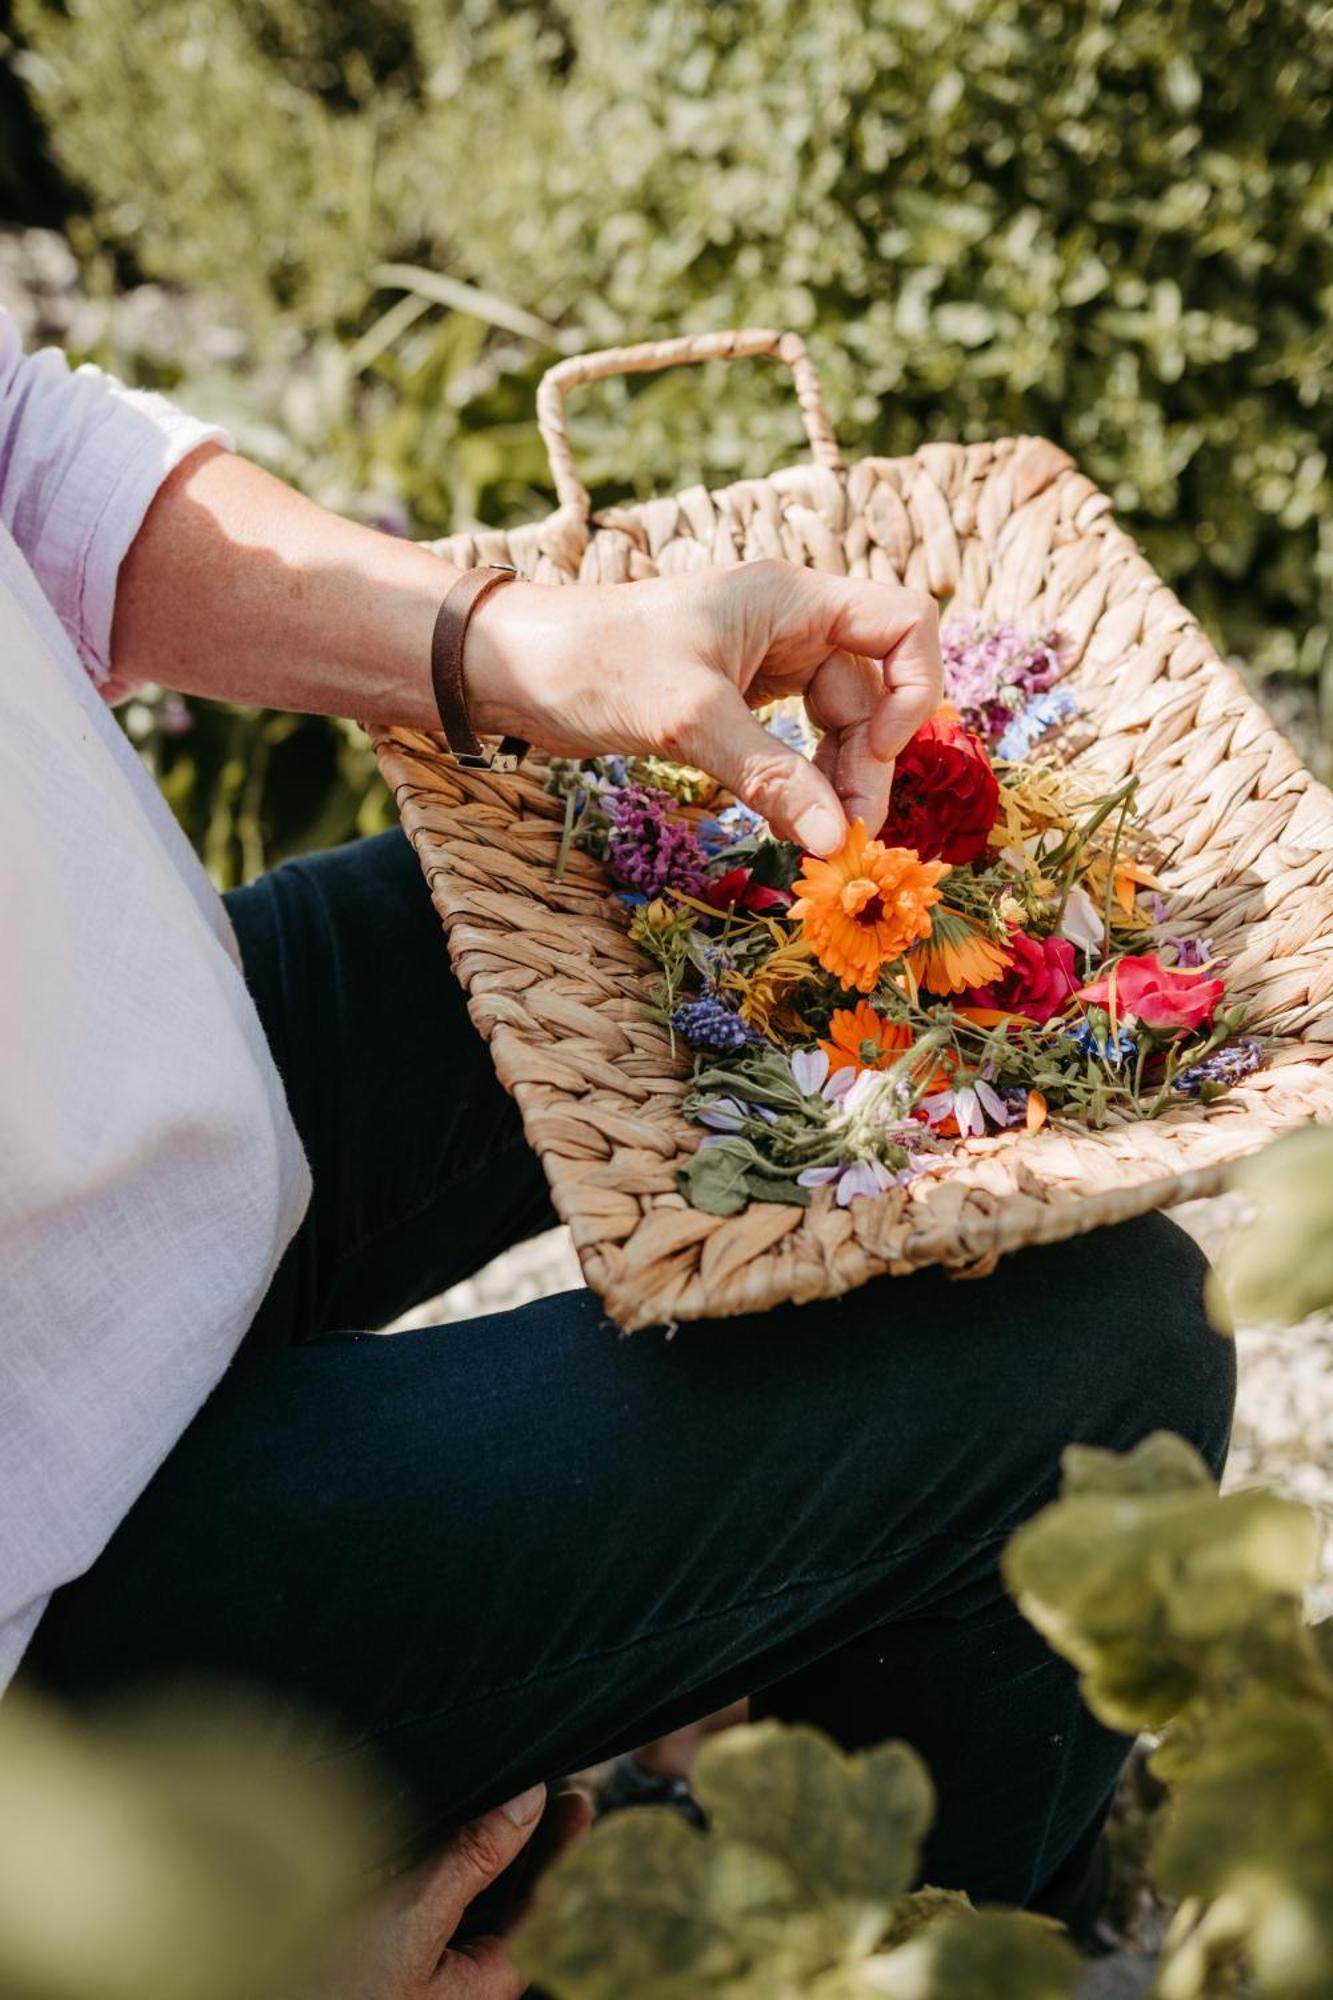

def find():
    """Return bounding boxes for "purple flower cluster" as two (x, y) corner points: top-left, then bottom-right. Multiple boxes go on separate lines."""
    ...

(942, 617), (1066, 746)
(605, 785), (711, 898)
(672, 992), (755, 1055)
(1174, 1038), (1264, 1096)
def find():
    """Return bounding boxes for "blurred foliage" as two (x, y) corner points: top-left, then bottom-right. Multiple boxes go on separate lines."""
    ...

(1205, 1127), (1333, 1331)
(0, 1687), (381, 1999)
(7, 0), (1333, 879)
(6, 1438), (1333, 1997)
(515, 1720), (1079, 1999)
(1006, 1432), (1333, 1999)
(519, 1431), (1333, 1998)
(0, 0), (68, 225)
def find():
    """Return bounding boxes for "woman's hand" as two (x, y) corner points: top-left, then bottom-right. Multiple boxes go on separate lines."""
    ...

(353, 1784), (590, 1999)
(114, 453), (939, 857)
(470, 561), (942, 856)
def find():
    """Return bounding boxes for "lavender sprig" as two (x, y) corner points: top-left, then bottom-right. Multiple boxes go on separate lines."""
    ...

(604, 784), (711, 898)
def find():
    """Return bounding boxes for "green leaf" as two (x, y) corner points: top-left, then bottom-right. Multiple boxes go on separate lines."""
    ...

(0, 1689), (376, 2000)
(1153, 1694), (1333, 1999)
(693, 1723), (934, 1906)
(1208, 1128), (1333, 1329)
(843, 1910), (1080, 1999)
(1003, 1434), (1322, 1740)
(514, 1809), (794, 2000)
(678, 1138), (762, 1217)
(677, 1129), (812, 1215)
(1058, 1431), (1215, 1499)
(517, 1723), (982, 2000)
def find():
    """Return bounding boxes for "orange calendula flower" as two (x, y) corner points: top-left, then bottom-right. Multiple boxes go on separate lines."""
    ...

(906, 907), (1012, 997)
(820, 1000), (916, 1075)
(791, 822), (948, 994)
(821, 999), (955, 1092)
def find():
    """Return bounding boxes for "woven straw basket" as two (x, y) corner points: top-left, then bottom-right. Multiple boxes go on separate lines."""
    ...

(373, 329), (1333, 1330)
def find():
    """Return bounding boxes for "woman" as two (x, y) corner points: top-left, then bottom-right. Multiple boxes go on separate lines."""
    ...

(0, 309), (1233, 1994)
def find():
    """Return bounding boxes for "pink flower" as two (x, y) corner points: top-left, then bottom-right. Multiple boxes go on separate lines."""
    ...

(963, 932), (1080, 1024)
(1078, 952), (1225, 1034)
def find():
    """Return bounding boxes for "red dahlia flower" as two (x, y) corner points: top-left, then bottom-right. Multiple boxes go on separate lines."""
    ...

(877, 711), (1000, 865)
(963, 932), (1080, 1023)
(1078, 952), (1225, 1034)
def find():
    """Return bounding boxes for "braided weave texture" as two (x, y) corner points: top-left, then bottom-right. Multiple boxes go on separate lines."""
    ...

(374, 344), (1333, 1330)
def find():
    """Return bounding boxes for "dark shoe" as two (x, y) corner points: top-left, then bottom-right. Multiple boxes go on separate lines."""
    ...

(597, 1752), (707, 1828)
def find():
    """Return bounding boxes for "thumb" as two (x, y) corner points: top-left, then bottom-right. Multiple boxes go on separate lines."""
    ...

(446, 1786), (548, 1910)
(689, 683), (847, 855)
(394, 1787), (547, 1982)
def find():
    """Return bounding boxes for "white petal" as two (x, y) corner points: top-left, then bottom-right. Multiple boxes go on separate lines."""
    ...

(954, 1085), (985, 1137)
(791, 1046), (830, 1095)
(1060, 884), (1104, 954)
(696, 1096), (747, 1132)
(836, 1161), (881, 1206)
(974, 1078), (1012, 1127)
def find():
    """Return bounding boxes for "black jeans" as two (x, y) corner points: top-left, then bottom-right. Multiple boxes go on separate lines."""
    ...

(27, 830), (1235, 1906)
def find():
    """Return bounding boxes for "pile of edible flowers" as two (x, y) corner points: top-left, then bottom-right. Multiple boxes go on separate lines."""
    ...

(548, 620), (1259, 1218)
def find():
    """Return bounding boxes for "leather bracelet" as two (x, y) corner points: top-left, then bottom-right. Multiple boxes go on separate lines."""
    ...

(429, 564), (528, 773)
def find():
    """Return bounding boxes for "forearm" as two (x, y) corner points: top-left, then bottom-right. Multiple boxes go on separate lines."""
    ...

(111, 442), (944, 852)
(110, 444), (489, 729)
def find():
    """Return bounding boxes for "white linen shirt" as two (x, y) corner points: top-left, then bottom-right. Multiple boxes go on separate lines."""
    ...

(0, 310), (311, 1689)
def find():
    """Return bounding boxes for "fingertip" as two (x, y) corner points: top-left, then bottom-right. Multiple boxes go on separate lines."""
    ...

(793, 800), (846, 856)
(499, 1782), (547, 1827)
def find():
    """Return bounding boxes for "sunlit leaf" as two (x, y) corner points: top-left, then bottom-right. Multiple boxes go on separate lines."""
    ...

(1208, 1129), (1333, 1329)
(1003, 1433), (1323, 1741)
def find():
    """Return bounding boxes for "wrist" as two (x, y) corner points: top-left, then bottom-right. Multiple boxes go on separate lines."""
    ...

(461, 578), (574, 741)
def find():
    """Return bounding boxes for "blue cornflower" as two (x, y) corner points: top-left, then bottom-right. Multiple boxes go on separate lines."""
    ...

(996, 686), (1079, 762)
(672, 992), (756, 1055)
(1064, 1020), (1139, 1067)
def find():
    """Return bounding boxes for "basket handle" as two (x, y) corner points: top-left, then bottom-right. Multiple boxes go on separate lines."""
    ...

(535, 328), (844, 515)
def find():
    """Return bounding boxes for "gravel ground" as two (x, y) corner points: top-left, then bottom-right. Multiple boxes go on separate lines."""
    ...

(404, 1196), (1333, 1612)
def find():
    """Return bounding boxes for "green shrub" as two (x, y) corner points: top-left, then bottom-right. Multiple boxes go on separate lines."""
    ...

(20, 0), (1333, 672)
(12, 0), (1333, 874)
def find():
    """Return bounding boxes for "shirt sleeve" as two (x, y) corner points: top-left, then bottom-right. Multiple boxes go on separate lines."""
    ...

(0, 308), (231, 689)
